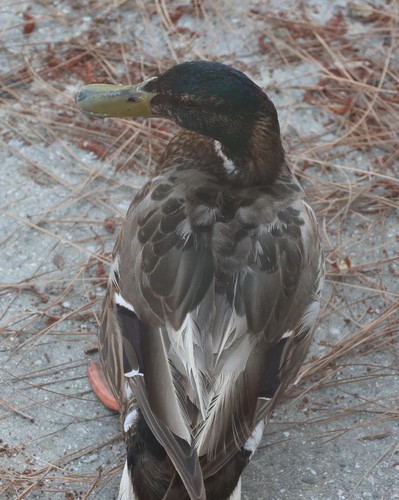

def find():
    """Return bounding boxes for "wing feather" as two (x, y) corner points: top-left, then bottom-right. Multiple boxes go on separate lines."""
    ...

(100, 174), (323, 498)
(131, 376), (205, 500)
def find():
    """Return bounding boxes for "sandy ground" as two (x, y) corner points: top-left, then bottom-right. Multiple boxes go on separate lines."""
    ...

(1, 1), (398, 499)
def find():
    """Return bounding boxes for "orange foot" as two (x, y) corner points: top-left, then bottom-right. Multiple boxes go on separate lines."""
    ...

(87, 360), (121, 412)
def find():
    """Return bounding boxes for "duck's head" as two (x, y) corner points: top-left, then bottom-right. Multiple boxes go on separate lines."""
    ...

(76, 61), (284, 183)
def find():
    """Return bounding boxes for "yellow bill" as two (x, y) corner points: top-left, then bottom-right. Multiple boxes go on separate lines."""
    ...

(75, 81), (157, 118)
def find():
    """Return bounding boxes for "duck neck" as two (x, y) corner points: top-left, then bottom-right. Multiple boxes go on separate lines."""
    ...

(216, 115), (285, 186)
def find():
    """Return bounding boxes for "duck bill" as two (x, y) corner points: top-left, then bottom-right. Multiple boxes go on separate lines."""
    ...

(75, 81), (157, 118)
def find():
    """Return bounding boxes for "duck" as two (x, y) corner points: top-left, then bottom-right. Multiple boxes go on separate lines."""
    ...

(76, 60), (324, 500)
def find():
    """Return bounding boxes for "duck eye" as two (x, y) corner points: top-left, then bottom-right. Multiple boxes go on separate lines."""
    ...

(171, 95), (199, 110)
(182, 99), (198, 109)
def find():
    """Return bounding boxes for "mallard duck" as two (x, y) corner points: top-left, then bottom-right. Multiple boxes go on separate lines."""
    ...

(76, 61), (324, 500)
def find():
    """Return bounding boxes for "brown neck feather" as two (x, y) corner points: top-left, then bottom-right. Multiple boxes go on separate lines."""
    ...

(222, 115), (285, 185)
